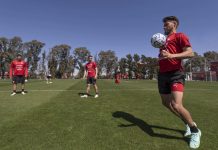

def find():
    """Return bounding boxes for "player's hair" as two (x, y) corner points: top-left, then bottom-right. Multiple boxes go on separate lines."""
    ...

(88, 55), (93, 58)
(17, 53), (22, 57)
(162, 16), (179, 28)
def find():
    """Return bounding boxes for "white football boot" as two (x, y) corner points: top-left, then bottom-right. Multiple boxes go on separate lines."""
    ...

(10, 92), (16, 96)
(80, 95), (88, 98)
(94, 94), (99, 98)
(190, 129), (201, 149)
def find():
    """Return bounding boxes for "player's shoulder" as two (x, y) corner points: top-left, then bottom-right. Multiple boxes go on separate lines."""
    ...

(176, 32), (189, 39)
(11, 60), (16, 64)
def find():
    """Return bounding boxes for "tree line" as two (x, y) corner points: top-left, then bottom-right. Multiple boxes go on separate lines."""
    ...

(0, 36), (218, 79)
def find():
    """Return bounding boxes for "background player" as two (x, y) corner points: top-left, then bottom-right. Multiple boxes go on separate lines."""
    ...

(10, 53), (28, 96)
(81, 55), (99, 98)
(46, 71), (53, 84)
(115, 66), (121, 84)
(158, 16), (201, 149)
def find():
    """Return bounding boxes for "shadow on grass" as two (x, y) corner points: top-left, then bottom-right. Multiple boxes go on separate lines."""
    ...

(78, 92), (94, 97)
(112, 111), (189, 143)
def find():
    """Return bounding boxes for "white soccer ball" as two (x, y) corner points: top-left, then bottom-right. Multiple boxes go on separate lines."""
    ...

(151, 33), (166, 48)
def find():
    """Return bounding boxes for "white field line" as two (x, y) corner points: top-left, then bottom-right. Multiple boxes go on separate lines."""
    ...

(0, 88), (215, 93)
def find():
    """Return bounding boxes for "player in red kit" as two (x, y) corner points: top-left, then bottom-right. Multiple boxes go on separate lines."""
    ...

(81, 55), (99, 98)
(158, 16), (201, 149)
(115, 66), (121, 84)
(10, 53), (28, 96)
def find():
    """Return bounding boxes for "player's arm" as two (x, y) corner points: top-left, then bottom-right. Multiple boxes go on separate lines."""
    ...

(83, 67), (87, 79)
(24, 62), (28, 78)
(95, 67), (98, 79)
(9, 62), (14, 79)
(160, 47), (194, 59)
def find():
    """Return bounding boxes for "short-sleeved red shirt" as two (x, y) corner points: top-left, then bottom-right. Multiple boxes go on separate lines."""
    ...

(159, 32), (191, 73)
(10, 60), (28, 77)
(85, 62), (97, 77)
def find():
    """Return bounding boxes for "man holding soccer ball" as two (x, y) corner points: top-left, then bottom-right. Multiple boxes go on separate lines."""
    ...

(157, 16), (201, 149)
(81, 55), (99, 98)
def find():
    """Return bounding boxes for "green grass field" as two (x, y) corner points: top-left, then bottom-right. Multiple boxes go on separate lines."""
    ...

(0, 79), (217, 150)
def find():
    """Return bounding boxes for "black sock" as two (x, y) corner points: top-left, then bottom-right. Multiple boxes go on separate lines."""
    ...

(22, 89), (24, 92)
(13, 90), (16, 93)
(190, 126), (198, 133)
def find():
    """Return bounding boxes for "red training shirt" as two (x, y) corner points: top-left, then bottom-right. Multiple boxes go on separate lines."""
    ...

(10, 60), (28, 77)
(85, 62), (97, 77)
(159, 32), (191, 73)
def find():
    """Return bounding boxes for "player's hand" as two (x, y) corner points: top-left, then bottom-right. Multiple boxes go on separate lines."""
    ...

(94, 76), (97, 79)
(159, 50), (174, 59)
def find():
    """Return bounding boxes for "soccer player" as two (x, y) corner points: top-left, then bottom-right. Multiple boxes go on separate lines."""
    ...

(46, 71), (52, 84)
(10, 53), (28, 96)
(158, 16), (201, 149)
(115, 66), (121, 84)
(81, 55), (99, 98)
(1, 57), (6, 80)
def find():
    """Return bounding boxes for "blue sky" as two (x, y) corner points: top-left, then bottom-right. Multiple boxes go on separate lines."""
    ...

(0, 0), (218, 58)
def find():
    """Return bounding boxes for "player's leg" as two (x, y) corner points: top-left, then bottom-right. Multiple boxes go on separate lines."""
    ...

(171, 91), (195, 126)
(21, 84), (26, 95)
(46, 76), (49, 84)
(20, 76), (26, 95)
(94, 84), (99, 98)
(160, 94), (186, 122)
(86, 84), (91, 95)
(171, 89), (201, 148)
(49, 76), (52, 83)
(158, 73), (185, 121)
(11, 76), (17, 96)
(81, 77), (91, 98)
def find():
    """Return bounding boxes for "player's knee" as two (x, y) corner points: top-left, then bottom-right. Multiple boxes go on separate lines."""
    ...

(172, 103), (182, 112)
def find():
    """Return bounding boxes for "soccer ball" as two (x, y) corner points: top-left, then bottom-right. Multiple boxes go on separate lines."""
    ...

(151, 33), (166, 48)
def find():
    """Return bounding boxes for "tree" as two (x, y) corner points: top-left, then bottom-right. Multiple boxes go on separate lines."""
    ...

(118, 57), (127, 74)
(140, 55), (158, 79)
(66, 56), (75, 78)
(24, 40), (45, 77)
(0, 36), (23, 62)
(49, 44), (71, 78)
(38, 50), (46, 79)
(48, 53), (58, 78)
(73, 47), (90, 78)
(98, 50), (117, 78)
(203, 51), (218, 62)
(126, 54), (133, 79)
(132, 54), (140, 78)
(184, 52), (204, 72)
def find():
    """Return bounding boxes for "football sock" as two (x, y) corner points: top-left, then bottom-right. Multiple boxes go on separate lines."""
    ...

(22, 89), (24, 92)
(13, 90), (16, 93)
(190, 126), (198, 133)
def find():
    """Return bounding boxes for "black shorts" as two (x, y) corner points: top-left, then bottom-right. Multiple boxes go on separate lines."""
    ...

(13, 75), (25, 84)
(47, 76), (51, 79)
(87, 77), (96, 85)
(158, 70), (185, 94)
